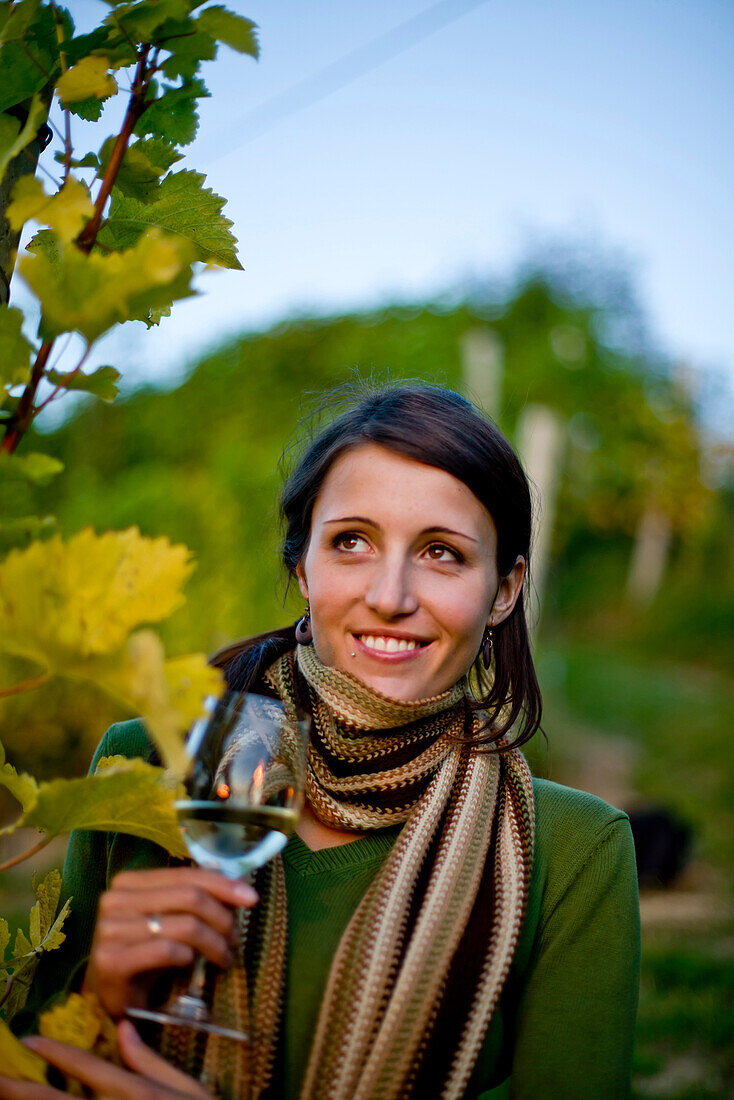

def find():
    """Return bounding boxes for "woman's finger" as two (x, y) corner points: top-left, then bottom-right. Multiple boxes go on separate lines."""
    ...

(110, 868), (257, 908)
(98, 915), (233, 968)
(99, 885), (238, 940)
(117, 1021), (212, 1098)
(0, 1076), (64, 1099)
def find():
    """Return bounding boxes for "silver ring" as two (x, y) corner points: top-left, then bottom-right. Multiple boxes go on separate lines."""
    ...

(147, 916), (163, 936)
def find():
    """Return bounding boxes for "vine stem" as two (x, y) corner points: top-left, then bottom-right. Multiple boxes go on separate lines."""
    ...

(0, 670), (51, 698)
(1, 44), (154, 454)
(0, 834), (51, 873)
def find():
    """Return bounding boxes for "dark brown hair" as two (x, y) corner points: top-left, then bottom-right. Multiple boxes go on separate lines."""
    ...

(213, 382), (541, 749)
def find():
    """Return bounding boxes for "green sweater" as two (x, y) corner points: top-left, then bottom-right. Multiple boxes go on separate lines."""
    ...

(20, 721), (641, 1099)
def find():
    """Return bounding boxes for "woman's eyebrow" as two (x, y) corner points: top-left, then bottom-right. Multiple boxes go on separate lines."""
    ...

(426, 526), (479, 544)
(324, 515), (377, 526)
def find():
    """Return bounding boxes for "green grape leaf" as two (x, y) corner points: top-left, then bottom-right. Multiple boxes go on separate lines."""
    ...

(67, 25), (136, 69)
(109, 0), (190, 42)
(46, 364), (121, 402)
(7, 176), (93, 243)
(14, 758), (187, 857)
(161, 28), (216, 80)
(135, 136), (183, 174)
(0, 4), (59, 112)
(0, 451), (64, 485)
(0, 741), (39, 815)
(0, 92), (47, 182)
(134, 77), (208, 146)
(0, 1019), (47, 1083)
(0, 305), (33, 387)
(67, 96), (104, 122)
(98, 169), (241, 269)
(0, 0), (42, 44)
(56, 55), (117, 106)
(196, 6), (259, 57)
(19, 228), (196, 341)
(53, 150), (99, 169)
(98, 136), (162, 203)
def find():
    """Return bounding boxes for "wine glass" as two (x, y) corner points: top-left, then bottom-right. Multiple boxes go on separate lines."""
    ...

(127, 690), (309, 1040)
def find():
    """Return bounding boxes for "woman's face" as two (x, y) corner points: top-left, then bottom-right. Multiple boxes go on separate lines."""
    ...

(296, 443), (525, 701)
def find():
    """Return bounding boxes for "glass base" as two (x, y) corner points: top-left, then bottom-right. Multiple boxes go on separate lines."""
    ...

(127, 1001), (249, 1042)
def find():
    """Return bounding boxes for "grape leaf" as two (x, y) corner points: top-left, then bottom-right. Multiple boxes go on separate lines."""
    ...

(46, 364), (121, 402)
(0, 0), (43, 44)
(0, 1019), (47, 1083)
(67, 95), (104, 122)
(0, 305), (33, 387)
(196, 6), (259, 57)
(28, 869), (69, 952)
(0, 3), (59, 113)
(0, 92), (47, 182)
(0, 451), (64, 484)
(0, 527), (194, 666)
(0, 741), (39, 814)
(56, 55), (117, 106)
(19, 228), (196, 341)
(134, 77), (208, 146)
(110, 0), (190, 42)
(98, 169), (241, 269)
(85, 630), (221, 775)
(39, 991), (120, 1065)
(161, 28), (216, 80)
(98, 135), (162, 202)
(7, 757), (188, 857)
(53, 150), (99, 169)
(0, 917), (10, 981)
(7, 176), (93, 243)
(134, 136), (183, 174)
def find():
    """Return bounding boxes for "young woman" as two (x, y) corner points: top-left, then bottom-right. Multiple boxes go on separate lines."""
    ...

(5, 384), (640, 1099)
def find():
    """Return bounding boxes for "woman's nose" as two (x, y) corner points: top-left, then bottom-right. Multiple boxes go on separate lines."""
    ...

(364, 556), (419, 618)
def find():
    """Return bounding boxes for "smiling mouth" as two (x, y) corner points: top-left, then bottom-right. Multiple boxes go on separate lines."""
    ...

(353, 634), (430, 655)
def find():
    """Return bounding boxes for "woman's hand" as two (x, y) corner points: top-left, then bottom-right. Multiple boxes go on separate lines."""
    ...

(0, 1019), (213, 1098)
(83, 866), (258, 1018)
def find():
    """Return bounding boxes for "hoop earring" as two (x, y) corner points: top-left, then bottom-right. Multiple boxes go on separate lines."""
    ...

(481, 626), (493, 670)
(295, 604), (312, 645)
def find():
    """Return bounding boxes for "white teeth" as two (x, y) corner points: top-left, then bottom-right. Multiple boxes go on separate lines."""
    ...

(359, 635), (419, 653)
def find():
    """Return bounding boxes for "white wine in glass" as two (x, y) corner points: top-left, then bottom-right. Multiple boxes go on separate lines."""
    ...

(127, 690), (309, 1040)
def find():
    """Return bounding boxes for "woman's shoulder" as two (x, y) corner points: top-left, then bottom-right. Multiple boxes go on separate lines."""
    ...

(92, 718), (153, 767)
(529, 777), (636, 914)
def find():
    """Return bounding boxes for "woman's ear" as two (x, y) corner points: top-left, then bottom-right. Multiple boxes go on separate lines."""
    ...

(295, 561), (309, 602)
(489, 555), (526, 628)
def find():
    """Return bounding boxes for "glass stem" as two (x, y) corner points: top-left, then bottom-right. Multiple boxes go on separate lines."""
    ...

(186, 954), (209, 1001)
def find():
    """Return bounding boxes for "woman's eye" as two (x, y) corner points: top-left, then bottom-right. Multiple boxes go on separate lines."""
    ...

(425, 543), (461, 563)
(335, 533), (369, 552)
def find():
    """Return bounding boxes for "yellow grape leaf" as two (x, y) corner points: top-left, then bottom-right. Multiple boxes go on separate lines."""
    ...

(5, 756), (188, 857)
(0, 527), (193, 670)
(0, 304), (33, 387)
(7, 176), (93, 244)
(13, 928), (32, 959)
(0, 740), (39, 814)
(28, 869), (70, 953)
(19, 228), (196, 341)
(56, 56), (117, 105)
(165, 653), (224, 734)
(40, 991), (99, 1048)
(82, 630), (221, 775)
(0, 917), (9, 981)
(0, 1018), (47, 1083)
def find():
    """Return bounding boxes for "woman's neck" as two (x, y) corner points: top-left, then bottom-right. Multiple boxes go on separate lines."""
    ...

(296, 799), (369, 851)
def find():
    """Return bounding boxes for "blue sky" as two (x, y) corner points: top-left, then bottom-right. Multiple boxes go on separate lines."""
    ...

(43, 1), (734, 422)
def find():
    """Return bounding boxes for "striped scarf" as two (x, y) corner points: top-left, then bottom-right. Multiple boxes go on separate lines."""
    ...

(160, 645), (535, 1100)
